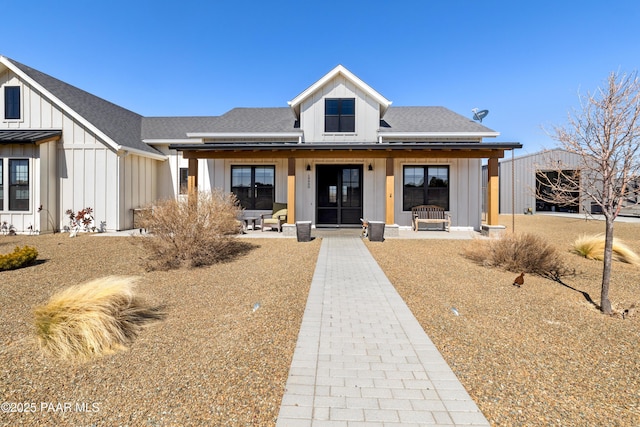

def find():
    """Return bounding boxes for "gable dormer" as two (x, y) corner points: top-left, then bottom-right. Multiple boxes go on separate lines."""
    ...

(288, 65), (391, 143)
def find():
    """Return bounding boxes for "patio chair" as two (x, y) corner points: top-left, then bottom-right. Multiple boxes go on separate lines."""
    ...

(260, 202), (287, 232)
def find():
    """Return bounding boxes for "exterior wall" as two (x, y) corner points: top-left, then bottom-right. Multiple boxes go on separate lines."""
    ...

(299, 74), (380, 143)
(394, 158), (481, 230)
(498, 149), (583, 214)
(1, 67), (158, 232)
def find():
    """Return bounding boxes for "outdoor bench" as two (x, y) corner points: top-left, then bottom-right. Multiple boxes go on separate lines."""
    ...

(411, 204), (451, 232)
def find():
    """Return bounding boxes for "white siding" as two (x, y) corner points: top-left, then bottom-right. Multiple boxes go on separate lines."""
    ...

(498, 149), (583, 214)
(299, 75), (380, 143)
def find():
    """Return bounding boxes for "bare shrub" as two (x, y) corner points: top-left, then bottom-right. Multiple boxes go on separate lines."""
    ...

(136, 190), (250, 270)
(464, 232), (572, 278)
(572, 234), (640, 265)
(33, 276), (166, 361)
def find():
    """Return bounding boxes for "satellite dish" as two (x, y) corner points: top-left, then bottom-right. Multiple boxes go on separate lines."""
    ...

(472, 108), (489, 122)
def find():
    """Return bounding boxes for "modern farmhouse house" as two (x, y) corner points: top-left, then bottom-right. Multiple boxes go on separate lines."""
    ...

(0, 56), (521, 234)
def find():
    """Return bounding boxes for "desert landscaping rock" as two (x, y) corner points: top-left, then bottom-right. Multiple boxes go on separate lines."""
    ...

(1, 214), (639, 426)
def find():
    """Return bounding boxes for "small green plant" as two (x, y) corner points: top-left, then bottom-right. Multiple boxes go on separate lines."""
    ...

(0, 245), (38, 271)
(464, 232), (571, 278)
(572, 234), (640, 265)
(33, 276), (166, 361)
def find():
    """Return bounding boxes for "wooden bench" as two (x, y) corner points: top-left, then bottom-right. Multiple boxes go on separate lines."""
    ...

(411, 205), (451, 232)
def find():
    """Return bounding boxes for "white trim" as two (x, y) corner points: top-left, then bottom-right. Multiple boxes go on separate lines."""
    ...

(288, 65), (392, 120)
(143, 138), (204, 144)
(379, 132), (500, 138)
(186, 132), (302, 139)
(116, 146), (167, 161)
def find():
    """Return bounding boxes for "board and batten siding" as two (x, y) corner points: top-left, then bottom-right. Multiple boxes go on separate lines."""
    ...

(299, 74), (380, 143)
(498, 149), (583, 214)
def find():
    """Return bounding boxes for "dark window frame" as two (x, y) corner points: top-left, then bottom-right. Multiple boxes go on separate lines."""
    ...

(0, 158), (3, 210)
(8, 159), (29, 211)
(4, 86), (21, 120)
(325, 98), (355, 132)
(179, 167), (189, 195)
(231, 165), (275, 210)
(402, 165), (450, 211)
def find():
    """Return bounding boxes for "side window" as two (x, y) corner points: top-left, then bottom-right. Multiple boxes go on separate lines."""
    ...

(4, 86), (21, 120)
(9, 159), (29, 211)
(179, 167), (189, 195)
(403, 165), (449, 211)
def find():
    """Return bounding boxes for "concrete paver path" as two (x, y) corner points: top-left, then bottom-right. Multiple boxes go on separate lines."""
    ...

(276, 236), (490, 426)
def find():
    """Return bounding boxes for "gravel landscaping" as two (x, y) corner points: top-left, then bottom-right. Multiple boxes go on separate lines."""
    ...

(367, 214), (640, 426)
(1, 214), (639, 426)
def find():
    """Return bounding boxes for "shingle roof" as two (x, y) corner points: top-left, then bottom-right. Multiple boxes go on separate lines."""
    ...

(7, 57), (162, 156)
(380, 106), (497, 134)
(141, 116), (223, 140)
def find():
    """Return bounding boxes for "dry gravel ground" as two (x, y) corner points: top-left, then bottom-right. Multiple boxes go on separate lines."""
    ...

(1, 234), (320, 426)
(1, 214), (639, 426)
(367, 214), (640, 427)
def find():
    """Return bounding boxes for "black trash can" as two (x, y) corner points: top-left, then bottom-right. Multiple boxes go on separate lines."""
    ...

(296, 221), (312, 242)
(368, 221), (385, 242)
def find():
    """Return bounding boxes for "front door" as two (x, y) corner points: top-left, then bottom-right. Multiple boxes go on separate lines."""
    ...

(316, 165), (362, 226)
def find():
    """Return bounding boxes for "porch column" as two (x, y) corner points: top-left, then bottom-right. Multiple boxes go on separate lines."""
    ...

(188, 157), (198, 202)
(385, 158), (395, 224)
(487, 157), (499, 225)
(287, 158), (296, 224)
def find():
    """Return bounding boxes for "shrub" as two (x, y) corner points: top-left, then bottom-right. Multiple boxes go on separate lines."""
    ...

(0, 245), (38, 271)
(572, 234), (640, 265)
(136, 190), (248, 270)
(33, 276), (166, 361)
(464, 232), (571, 278)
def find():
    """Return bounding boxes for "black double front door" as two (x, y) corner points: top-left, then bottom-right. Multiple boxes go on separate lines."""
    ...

(316, 165), (363, 226)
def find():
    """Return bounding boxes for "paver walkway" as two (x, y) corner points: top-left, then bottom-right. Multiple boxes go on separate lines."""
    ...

(276, 236), (490, 426)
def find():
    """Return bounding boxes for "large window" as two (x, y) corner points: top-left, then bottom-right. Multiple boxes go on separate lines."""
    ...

(4, 86), (20, 120)
(231, 166), (275, 210)
(8, 159), (29, 211)
(325, 98), (355, 132)
(403, 165), (449, 211)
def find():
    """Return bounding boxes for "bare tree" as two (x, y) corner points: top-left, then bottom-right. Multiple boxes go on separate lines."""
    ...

(540, 71), (640, 315)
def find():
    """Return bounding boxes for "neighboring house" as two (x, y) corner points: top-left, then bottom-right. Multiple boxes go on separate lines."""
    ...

(0, 57), (521, 234)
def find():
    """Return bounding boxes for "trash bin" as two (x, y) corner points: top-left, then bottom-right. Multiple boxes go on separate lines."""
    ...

(296, 221), (312, 242)
(368, 221), (385, 242)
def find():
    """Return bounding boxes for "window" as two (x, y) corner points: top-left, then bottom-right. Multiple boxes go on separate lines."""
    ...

(231, 166), (274, 210)
(403, 165), (449, 211)
(325, 98), (355, 132)
(9, 159), (29, 211)
(179, 167), (189, 195)
(4, 86), (20, 120)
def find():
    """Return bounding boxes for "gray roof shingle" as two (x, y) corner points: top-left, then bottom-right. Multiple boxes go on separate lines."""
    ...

(7, 57), (162, 156)
(380, 106), (497, 134)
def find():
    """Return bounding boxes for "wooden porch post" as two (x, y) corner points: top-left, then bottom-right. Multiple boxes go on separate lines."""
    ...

(287, 158), (296, 224)
(487, 157), (499, 226)
(188, 157), (198, 203)
(385, 158), (395, 224)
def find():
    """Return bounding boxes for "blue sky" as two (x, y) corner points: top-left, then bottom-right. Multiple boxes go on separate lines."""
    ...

(4, 1), (640, 154)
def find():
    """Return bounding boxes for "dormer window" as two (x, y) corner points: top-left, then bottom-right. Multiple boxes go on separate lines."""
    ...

(325, 98), (355, 132)
(4, 86), (21, 120)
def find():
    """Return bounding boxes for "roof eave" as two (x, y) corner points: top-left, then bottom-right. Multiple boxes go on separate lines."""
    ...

(379, 131), (501, 139)
(186, 132), (303, 139)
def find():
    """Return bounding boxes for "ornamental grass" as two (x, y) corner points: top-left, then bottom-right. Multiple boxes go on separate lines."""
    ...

(33, 276), (166, 362)
(572, 234), (640, 265)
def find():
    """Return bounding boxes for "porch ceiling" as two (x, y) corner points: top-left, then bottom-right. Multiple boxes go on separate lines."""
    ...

(0, 129), (62, 144)
(173, 141), (523, 159)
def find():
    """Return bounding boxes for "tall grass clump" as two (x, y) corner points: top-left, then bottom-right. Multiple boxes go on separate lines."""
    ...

(33, 276), (166, 361)
(136, 190), (249, 270)
(572, 234), (640, 265)
(0, 245), (38, 271)
(464, 232), (571, 278)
